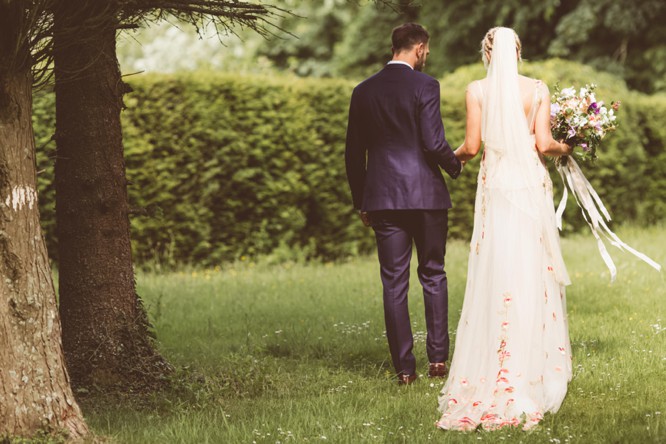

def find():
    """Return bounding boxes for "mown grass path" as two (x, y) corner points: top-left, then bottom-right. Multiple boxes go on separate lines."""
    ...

(82, 226), (665, 443)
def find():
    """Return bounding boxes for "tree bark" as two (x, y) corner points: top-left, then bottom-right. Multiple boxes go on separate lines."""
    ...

(53, 1), (170, 391)
(0, 63), (88, 439)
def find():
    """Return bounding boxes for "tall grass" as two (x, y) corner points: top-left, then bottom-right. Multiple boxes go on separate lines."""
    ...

(80, 225), (666, 443)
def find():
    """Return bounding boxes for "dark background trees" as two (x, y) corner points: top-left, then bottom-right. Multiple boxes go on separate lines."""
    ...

(120, 0), (666, 93)
(52, 0), (171, 391)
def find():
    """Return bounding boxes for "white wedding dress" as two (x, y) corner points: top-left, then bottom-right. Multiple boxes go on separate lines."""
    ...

(437, 28), (572, 431)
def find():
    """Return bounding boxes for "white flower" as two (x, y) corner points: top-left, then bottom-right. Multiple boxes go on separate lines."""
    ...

(561, 87), (576, 98)
(579, 87), (588, 98)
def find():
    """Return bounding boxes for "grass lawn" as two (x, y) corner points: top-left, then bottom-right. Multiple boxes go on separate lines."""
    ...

(81, 225), (666, 443)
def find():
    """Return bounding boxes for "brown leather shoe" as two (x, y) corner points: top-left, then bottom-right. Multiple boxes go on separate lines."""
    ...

(398, 373), (418, 385)
(428, 362), (448, 378)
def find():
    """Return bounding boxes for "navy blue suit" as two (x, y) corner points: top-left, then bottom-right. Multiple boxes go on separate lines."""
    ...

(345, 63), (461, 377)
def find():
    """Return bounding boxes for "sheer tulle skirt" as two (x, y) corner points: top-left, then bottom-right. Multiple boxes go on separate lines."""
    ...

(436, 156), (572, 431)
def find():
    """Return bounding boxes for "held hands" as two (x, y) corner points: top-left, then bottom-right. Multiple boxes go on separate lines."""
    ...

(454, 148), (467, 173)
(454, 146), (473, 166)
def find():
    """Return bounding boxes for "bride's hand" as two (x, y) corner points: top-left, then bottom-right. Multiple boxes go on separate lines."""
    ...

(562, 142), (573, 156)
(560, 140), (573, 156)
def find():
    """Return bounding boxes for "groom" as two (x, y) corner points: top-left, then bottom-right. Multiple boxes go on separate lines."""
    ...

(345, 23), (462, 385)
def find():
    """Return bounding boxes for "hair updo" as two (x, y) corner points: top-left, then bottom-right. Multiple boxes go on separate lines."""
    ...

(481, 27), (522, 68)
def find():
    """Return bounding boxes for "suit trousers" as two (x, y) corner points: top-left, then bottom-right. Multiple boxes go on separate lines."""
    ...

(370, 209), (450, 376)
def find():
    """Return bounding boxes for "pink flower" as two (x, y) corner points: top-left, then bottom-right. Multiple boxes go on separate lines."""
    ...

(480, 413), (498, 422)
(497, 368), (509, 375)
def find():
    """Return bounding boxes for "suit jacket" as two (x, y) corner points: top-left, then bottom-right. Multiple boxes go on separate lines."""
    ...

(345, 63), (461, 211)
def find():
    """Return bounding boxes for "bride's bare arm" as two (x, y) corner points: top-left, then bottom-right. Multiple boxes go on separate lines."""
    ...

(535, 84), (572, 156)
(454, 84), (482, 162)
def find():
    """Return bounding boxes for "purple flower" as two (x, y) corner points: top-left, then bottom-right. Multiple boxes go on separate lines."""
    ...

(588, 102), (600, 114)
(581, 143), (590, 152)
(550, 103), (561, 118)
(567, 128), (576, 139)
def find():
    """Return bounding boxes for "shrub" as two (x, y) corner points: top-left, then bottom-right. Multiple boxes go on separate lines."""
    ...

(32, 60), (665, 266)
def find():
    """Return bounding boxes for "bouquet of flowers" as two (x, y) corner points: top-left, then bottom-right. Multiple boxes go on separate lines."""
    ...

(550, 83), (620, 163)
(549, 84), (660, 282)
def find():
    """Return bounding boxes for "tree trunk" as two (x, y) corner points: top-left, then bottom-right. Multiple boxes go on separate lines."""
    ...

(0, 65), (88, 439)
(53, 2), (170, 391)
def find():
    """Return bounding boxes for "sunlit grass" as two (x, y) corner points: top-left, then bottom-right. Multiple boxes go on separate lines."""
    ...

(81, 225), (665, 443)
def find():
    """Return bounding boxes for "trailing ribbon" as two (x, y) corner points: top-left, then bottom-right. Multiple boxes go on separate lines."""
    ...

(555, 156), (661, 282)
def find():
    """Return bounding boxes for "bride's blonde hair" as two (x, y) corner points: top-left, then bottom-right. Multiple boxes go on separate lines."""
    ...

(481, 27), (522, 68)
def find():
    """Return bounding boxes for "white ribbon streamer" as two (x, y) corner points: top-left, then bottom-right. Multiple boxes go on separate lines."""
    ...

(555, 156), (661, 282)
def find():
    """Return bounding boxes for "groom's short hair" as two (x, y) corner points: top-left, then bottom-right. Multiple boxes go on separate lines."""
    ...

(391, 23), (430, 54)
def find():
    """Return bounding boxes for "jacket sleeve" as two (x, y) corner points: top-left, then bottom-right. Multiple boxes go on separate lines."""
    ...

(345, 88), (367, 210)
(418, 78), (462, 179)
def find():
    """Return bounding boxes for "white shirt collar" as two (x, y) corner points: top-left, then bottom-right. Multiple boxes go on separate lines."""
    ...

(386, 60), (414, 70)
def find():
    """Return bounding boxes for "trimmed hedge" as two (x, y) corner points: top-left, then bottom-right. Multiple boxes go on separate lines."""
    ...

(33, 60), (665, 265)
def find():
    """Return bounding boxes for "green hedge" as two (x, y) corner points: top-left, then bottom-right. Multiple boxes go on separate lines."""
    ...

(33, 60), (666, 265)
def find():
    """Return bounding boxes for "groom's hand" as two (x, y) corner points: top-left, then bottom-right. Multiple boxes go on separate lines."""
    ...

(359, 211), (372, 227)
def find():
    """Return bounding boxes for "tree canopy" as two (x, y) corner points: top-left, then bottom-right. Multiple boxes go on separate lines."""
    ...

(118, 0), (666, 93)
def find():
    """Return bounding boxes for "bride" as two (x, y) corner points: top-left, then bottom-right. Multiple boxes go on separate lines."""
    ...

(436, 27), (573, 431)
